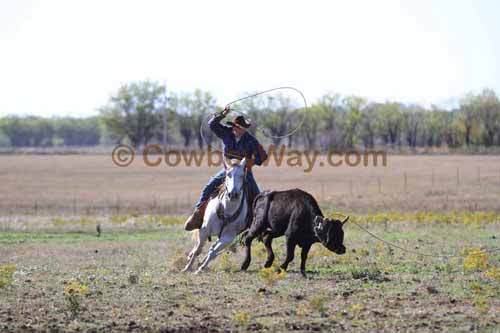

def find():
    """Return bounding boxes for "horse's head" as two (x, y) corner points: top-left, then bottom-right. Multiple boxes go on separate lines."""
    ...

(223, 158), (246, 201)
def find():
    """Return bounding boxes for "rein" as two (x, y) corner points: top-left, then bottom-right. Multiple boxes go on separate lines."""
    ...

(216, 180), (249, 238)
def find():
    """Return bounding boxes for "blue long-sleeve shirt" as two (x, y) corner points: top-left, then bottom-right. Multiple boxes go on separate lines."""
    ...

(208, 112), (268, 167)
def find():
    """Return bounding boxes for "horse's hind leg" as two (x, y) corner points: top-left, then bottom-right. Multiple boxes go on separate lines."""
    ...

(182, 230), (207, 272)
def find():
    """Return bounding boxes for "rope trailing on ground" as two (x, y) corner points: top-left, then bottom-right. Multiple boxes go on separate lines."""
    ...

(350, 219), (500, 258)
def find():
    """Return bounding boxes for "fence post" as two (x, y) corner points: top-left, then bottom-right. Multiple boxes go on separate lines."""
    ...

(431, 169), (435, 187)
(152, 195), (157, 214)
(321, 183), (325, 201)
(377, 177), (382, 194)
(477, 167), (481, 185)
(456, 167), (460, 186)
(349, 179), (353, 196)
(404, 172), (408, 194)
(116, 195), (120, 214)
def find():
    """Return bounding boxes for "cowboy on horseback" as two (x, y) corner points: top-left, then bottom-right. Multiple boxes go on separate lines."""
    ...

(184, 106), (268, 231)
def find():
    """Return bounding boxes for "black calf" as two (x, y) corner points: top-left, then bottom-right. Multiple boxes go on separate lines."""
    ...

(241, 189), (348, 277)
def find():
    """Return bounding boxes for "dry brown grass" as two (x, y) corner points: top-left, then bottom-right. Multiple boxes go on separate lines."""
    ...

(1, 154), (499, 215)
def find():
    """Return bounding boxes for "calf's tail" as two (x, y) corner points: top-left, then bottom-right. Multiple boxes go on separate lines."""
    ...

(253, 191), (275, 242)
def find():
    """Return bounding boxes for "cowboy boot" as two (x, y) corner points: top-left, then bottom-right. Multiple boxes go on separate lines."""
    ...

(184, 200), (209, 231)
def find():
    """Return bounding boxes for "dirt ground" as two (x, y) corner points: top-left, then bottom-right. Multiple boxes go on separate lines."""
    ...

(1, 154), (500, 214)
(1, 154), (499, 331)
(0, 220), (499, 332)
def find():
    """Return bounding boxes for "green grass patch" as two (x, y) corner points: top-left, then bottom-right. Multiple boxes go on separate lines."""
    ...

(0, 228), (186, 244)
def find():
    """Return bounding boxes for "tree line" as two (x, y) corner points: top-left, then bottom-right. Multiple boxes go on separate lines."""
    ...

(1, 80), (499, 151)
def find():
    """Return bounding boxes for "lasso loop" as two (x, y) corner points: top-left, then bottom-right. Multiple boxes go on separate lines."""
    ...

(200, 86), (308, 153)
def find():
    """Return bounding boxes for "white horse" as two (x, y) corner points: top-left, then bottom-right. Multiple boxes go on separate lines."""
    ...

(182, 158), (250, 273)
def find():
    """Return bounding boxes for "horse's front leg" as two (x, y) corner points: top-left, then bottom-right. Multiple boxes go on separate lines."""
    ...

(195, 233), (235, 274)
(182, 229), (208, 272)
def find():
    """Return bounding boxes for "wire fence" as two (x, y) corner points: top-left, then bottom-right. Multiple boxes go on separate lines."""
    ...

(2, 166), (500, 217)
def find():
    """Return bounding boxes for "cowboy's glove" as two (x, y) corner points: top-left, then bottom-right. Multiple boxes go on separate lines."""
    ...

(221, 105), (231, 117)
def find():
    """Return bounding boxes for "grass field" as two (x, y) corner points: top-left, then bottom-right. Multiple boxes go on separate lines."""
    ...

(0, 220), (499, 331)
(1, 154), (500, 331)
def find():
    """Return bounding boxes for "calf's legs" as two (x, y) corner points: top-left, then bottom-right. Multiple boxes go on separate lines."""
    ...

(241, 232), (276, 271)
(240, 221), (267, 271)
(263, 234), (275, 268)
(300, 243), (312, 277)
(280, 238), (297, 271)
(241, 236), (252, 271)
(279, 240), (312, 278)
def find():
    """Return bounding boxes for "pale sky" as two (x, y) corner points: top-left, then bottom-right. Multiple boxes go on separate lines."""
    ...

(1, 0), (499, 117)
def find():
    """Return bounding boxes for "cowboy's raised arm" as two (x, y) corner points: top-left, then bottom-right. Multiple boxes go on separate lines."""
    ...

(250, 138), (268, 166)
(208, 107), (232, 139)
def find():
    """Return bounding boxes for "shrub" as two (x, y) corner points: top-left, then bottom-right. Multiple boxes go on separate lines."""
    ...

(350, 266), (382, 280)
(463, 248), (488, 271)
(485, 267), (500, 281)
(308, 296), (327, 315)
(259, 264), (286, 286)
(64, 281), (89, 319)
(233, 311), (250, 326)
(0, 264), (16, 288)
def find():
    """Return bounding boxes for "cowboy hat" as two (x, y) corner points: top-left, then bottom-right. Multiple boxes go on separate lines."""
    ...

(226, 115), (251, 128)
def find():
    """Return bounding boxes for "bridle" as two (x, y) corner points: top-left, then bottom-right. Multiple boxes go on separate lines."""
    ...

(216, 166), (249, 238)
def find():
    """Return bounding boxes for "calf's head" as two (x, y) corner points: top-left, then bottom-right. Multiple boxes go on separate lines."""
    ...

(313, 215), (348, 255)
